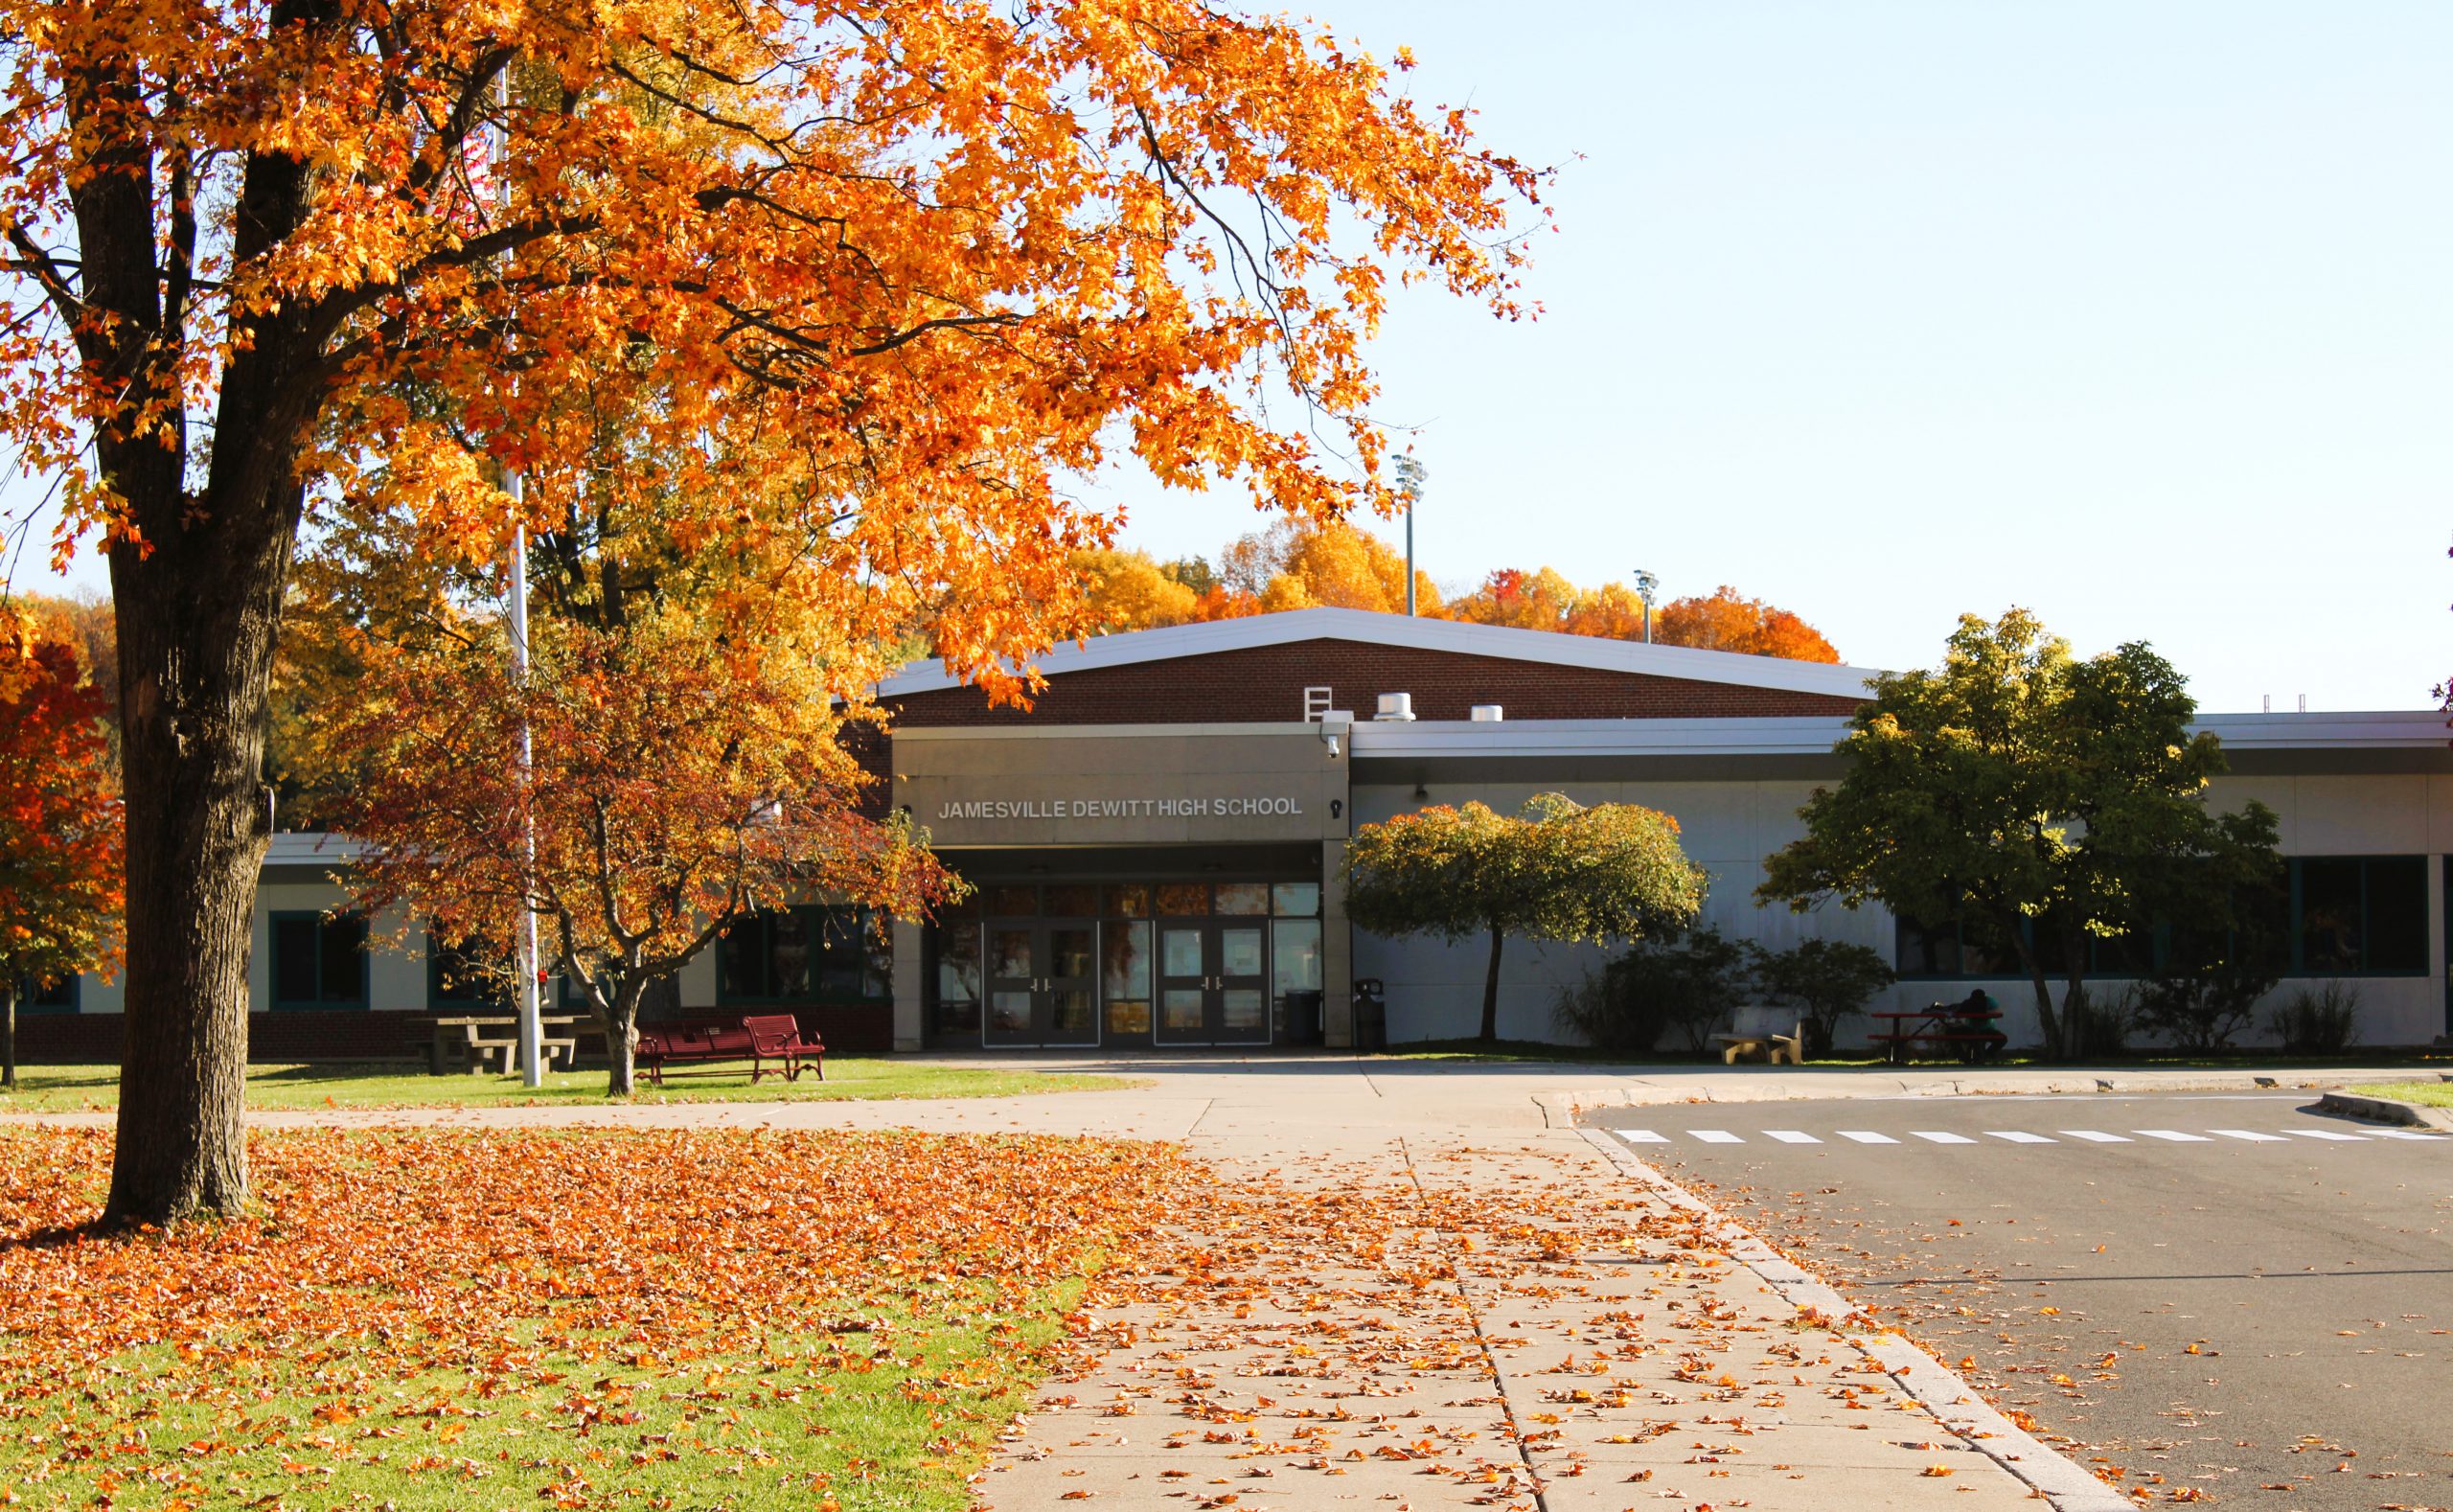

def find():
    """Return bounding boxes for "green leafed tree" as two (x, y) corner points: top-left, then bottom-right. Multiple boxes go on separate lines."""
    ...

(1756, 609), (2281, 1058)
(1341, 792), (1706, 1043)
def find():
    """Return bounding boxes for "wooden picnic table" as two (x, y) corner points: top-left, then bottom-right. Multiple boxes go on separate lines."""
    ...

(1867, 1005), (2006, 1065)
(428, 1015), (591, 1075)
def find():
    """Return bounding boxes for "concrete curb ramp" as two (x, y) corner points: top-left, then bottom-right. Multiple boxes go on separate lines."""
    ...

(1580, 1127), (2134, 1512)
(2315, 1088), (2453, 1132)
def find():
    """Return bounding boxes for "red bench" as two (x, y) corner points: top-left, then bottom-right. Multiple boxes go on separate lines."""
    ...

(634, 1016), (824, 1085)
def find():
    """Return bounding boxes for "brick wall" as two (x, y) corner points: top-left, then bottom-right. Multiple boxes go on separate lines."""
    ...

(15, 1004), (896, 1064)
(13, 1009), (434, 1064)
(885, 639), (1863, 727)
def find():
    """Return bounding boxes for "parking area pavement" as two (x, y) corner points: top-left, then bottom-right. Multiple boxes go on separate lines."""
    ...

(1584, 1092), (2453, 1510)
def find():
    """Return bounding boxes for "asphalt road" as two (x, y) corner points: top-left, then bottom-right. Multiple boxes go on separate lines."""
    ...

(1585, 1092), (2453, 1510)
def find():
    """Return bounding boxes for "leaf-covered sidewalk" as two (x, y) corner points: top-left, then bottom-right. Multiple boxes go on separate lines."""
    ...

(986, 1130), (2062, 1512)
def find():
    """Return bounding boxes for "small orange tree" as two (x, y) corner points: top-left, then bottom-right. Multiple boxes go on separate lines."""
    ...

(1341, 793), (1704, 1044)
(1, 1), (1540, 1220)
(0, 608), (123, 1088)
(328, 606), (954, 1094)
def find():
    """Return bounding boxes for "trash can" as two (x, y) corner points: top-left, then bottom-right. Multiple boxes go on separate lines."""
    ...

(1351, 978), (1387, 1052)
(1283, 989), (1324, 1047)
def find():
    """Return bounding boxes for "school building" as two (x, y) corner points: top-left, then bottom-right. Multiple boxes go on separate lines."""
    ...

(20, 608), (2453, 1057)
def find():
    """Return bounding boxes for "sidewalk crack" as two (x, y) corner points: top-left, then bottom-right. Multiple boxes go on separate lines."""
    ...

(1396, 1133), (1552, 1512)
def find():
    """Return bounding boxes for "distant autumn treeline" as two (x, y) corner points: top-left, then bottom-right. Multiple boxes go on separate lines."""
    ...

(1074, 519), (1842, 663)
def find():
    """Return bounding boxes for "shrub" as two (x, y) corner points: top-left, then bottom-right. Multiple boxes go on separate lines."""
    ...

(1551, 927), (1759, 1056)
(2133, 963), (2279, 1054)
(2063, 983), (2138, 1058)
(2265, 982), (2361, 1056)
(1754, 939), (1894, 1058)
(1552, 961), (1665, 1058)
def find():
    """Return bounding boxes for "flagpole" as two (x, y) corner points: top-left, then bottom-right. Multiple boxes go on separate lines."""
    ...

(493, 70), (545, 1088)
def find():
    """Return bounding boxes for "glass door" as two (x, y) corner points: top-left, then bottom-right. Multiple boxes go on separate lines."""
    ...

(1215, 922), (1270, 1045)
(984, 919), (1039, 1047)
(1043, 924), (1098, 1047)
(1151, 921), (1274, 1046)
(983, 920), (1100, 1048)
(1155, 922), (1210, 1046)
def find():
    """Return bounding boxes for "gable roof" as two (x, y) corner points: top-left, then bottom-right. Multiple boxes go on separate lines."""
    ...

(873, 607), (1882, 701)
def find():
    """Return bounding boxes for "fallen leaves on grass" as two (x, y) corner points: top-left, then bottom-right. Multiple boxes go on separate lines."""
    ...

(0, 1127), (1180, 1509)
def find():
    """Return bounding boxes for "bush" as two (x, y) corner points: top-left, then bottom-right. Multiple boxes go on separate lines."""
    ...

(2063, 983), (2138, 1058)
(2134, 963), (2278, 1054)
(1551, 927), (1758, 1056)
(1754, 939), (1894, 1058)
(2265, 982), (2361, 1056)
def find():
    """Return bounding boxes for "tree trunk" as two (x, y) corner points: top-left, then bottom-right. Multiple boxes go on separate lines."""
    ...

(597, 980), (643, 1097)
(103, 506), (294, 1225)
(1479, 924), (1505, 1043)
(2003, 919), (2062, 1060)
(4, 978), (16, 1091)
(2059, 922), (2094, 1062)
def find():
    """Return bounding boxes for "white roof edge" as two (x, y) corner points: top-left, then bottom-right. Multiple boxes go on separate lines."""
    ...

(871, 607), (1883, 700)
(1347, 709), (2451, 760)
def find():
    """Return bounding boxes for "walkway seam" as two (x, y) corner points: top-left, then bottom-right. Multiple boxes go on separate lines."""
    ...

(1576, 1126), (2132, 1512)
(1396, 1133), (1552, 1512)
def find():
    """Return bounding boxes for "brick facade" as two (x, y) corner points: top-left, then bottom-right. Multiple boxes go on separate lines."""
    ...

(884, 638), (1864, 727)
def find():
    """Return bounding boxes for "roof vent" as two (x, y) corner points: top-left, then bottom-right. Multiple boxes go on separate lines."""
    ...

(1374, 692), (1416, 722)
(1470, 704), (1504, 722)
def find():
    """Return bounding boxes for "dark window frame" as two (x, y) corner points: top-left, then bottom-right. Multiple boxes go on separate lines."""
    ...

(426, 929), (511, 1011)
(1892, 855), (2431, 981)
(15, 972), (81, 1015)
(268, 909), (371, 1011)
(717, 904), (891, 1007)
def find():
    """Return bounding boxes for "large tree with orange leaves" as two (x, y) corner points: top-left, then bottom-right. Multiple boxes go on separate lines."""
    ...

(0, 608), (123, 1090)
(0, 1), (1538, 1221)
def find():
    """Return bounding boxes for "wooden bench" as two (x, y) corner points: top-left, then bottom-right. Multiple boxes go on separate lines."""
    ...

(1868, 1007), (2007, 1065)
(636, 1016), (825, 1086)
(1711, 1005), (1804, 1065)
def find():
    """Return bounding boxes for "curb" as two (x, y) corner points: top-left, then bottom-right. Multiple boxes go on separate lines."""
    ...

(2315, 1089), (2453, 1132)
(1578, 1126), (2133, 1512)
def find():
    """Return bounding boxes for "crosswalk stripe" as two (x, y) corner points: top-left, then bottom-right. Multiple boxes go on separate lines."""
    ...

(1837, 1130), (1899, 1144)
(1616, 1129), (1668, 1144)
(2284, 1129), (2365, 1141)
(1689, 1130), (1745, 1144)
(2137, 1130), (2212, 1142)
(1912, 1131), (1978, 1144)
(2209, 1129), (2288, 1142)
(1764, 1130), (1823, 1144)
(2059, 1130), (2132, 1142)
(2369, 1129), (2448, 1141)
(1987, 1131), (2055, 1144)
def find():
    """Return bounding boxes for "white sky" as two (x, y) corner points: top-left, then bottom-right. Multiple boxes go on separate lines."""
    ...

(11, 2), (2448, 713)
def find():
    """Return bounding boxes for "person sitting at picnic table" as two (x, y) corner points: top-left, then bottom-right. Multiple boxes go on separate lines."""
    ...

(1949, 988), (1996, 1028)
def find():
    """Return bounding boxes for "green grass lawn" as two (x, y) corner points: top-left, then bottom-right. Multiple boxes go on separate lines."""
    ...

(0, 1126), (1179, 1512)
(2350, 1079), (2453, 1109)
(0, 1059), (1135, 1113)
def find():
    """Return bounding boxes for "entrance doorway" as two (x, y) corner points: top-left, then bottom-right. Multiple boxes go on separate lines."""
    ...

(983, 920), (1098, 1047)
(1154, 920), (1272, 1046)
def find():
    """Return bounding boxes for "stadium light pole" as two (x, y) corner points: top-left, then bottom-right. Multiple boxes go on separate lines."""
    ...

(1633, 568), (1659, 645)
(1393, 451), (1427, 617)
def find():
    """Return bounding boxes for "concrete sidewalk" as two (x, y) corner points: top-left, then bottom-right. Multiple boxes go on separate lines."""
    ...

(921, 1059), (2166, 1512)
(979, 1111), (2116, 1510)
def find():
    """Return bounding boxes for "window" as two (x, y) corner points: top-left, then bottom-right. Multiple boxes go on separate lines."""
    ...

(270, 910), (369, 1010)
(720, 905), (890, 1004)
(1892, 916), (2016, 978)
(930, 920), (981, 1039)
(14, 972), (80, 1015)
(1893, 858), (2429, 980)
(428, 930), (509, 1010)
(2296, 856), (2424, 974)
